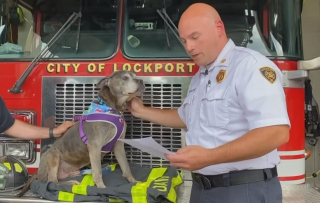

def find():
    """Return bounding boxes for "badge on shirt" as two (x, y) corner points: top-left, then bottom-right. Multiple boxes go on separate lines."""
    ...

(259, 67), (276, 84)
(216, 69), (226, 83)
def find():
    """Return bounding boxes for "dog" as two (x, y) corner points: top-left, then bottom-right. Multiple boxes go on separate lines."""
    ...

(17, 70), (145, 196)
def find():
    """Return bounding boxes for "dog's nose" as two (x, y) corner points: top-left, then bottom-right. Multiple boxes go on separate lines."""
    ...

(137, 79), (143, 84)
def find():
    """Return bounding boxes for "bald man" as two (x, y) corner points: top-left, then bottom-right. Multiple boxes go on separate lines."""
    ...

(127, 3), (289, 203)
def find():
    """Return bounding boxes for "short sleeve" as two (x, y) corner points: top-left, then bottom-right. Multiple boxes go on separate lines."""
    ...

(236, 57), (291, 130)
(0, 96), (15, 133)
(178, 103), (186, 125)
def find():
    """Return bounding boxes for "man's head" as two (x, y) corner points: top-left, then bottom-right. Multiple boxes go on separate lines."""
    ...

(178, 3), (228, 66)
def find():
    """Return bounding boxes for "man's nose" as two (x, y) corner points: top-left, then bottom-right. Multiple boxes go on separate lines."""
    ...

(185, 41), (195, 52)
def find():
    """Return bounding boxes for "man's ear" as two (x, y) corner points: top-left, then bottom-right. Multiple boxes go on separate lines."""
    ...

(96, 77), (110, 88)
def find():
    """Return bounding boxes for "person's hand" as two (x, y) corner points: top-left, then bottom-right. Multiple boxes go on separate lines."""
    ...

(53, 121), (75, 138)
(165, 146), (210, 171)
(127, 97), (145, 118)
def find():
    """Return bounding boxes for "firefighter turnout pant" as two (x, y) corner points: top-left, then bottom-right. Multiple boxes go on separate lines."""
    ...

(30, 163), (183, 203)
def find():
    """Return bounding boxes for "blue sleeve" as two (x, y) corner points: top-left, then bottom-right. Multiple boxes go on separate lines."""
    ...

(0, 96), (15, 133)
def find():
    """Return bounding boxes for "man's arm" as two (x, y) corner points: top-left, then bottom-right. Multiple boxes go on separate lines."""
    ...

(166, 58), (291, 171)
(128, 97), (186, 129)
(4, 119), (74, 139)
(0, 96), (74, 139)
(206, 125), (289, 165)
(207, 59), (290, 165)
(139, 108), (186, 128)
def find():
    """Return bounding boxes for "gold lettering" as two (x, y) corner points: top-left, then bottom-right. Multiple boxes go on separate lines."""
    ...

(187, 63), (195, 73)
(165, 63), (174, 72)
(112, 63), (194, 74)
(113, 64), (119, 72)
(98, 63), (105, 73)
(62, 64), (70, 73)
(87, 63), (96, 73)
(73, 64), (80, 73)
(133, 63), (141, 73)
(176, 63), (185, 73)
(56, 64), (61, 73)
(47, 63), (55, 73)
(123, 63), (131, 71)
(154, 63), (162, 73)
(144, 64), (152, 73)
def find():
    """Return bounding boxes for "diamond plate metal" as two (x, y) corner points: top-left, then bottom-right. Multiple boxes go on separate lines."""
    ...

(282, 184), (320, 203)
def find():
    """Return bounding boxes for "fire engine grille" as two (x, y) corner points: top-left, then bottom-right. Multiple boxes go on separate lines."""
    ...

(54, 82), (183, 168)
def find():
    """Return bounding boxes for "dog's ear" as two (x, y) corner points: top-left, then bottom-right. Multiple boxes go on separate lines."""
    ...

(95, 77), (110, 88)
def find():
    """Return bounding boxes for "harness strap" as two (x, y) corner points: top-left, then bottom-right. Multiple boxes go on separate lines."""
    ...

(74, 113), (125, 152)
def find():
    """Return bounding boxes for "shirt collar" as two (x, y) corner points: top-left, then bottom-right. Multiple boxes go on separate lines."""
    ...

(200, 39), (235, 74)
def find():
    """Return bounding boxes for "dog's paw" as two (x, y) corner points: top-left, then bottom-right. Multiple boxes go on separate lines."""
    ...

(96, 183), (106, 188)
(125, 175), (139, 183)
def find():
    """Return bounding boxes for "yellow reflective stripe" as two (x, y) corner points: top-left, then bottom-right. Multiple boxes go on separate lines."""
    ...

(166, 173), (183, 202)
(14, 163), (22, 173)
(58, 191), (74, 202)
(72, 185), (87, 195)
(3, 162), (11, 170)
(109, 198), (124, 202)
(81, 174), (95, 186)
(110, 164), (117, 171)
(172, 173), (183, 187)
(131, 168), (167, 203)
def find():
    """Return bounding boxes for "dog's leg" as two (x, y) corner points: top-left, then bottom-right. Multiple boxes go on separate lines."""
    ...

(56, 180), (81, 185)
(47, 152), (60, 183)
(113, 131), (137, 183)
(87, 144), (106, 188)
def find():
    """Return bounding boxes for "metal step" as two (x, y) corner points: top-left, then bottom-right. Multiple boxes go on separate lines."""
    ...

(0, 183), (319, 203)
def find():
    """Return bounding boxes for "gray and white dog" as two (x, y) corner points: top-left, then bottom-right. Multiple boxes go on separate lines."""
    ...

(18, 70), (145, 196)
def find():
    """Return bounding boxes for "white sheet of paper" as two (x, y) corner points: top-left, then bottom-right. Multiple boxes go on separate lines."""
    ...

(118, 137), (175, 160)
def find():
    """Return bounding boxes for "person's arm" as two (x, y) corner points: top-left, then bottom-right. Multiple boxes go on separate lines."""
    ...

(139, 108), (186, 128)
(4, 119), (74, 140)
(128, 97), (186, 128)
(206, 125), (289, 165)
(207, 59), (290, 165)
(0, 96), (74, 139)
(166, 58), (290, 171)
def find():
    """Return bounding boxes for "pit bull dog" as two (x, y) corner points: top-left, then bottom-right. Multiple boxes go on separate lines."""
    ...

(18, 70), (145, 196)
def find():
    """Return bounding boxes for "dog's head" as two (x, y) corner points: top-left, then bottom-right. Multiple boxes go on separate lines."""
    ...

(95, 70), (145, 112)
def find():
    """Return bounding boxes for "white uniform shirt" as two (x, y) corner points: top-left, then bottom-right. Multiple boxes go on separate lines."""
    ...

(178, 39), (291, 175)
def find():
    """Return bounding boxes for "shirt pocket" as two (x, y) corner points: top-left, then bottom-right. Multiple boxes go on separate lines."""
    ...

(181, 95), (194, 129)
(203, 88), (229, 128)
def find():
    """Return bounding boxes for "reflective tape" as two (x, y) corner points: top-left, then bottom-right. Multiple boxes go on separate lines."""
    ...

(167, 172), (183, 202)
(58, 191), (74, 202)
(131, 168), (167, 203)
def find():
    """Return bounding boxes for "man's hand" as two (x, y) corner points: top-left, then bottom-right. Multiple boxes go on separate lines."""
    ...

(4, 120), (75, 140)
(165, 146), (210, 171)
(127, 97), (186, 129)
(127, 97), (145, 118)
(53, 121), (75, 138)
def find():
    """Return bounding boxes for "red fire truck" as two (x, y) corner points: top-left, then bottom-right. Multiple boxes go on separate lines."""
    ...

(0, 0), (319, 202)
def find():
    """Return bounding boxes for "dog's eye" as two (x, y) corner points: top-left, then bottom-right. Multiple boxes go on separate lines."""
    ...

(123, 76), (129, 80)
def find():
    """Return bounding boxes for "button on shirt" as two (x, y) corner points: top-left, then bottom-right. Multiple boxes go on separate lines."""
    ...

(178, 39), (291, 175)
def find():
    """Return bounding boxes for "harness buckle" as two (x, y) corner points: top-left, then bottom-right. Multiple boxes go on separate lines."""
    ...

(81, 115), (88, 121)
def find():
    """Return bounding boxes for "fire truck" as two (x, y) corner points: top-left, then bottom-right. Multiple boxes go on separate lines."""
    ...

(0, 0), (319, 202)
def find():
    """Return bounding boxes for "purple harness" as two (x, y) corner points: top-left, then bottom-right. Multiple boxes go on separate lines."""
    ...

(73, 112), (125, 152)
